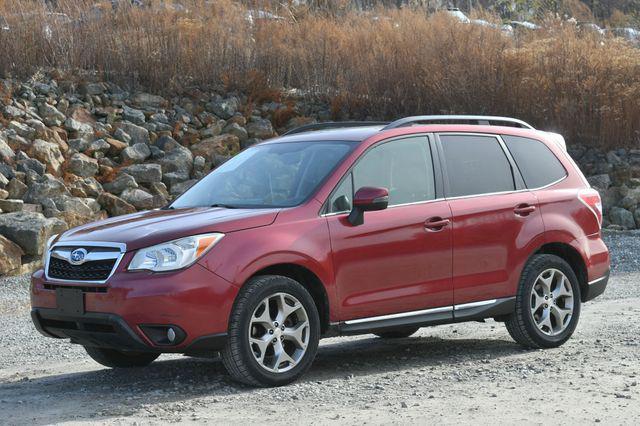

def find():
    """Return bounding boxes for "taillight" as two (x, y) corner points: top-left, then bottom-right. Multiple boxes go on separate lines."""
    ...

(579, 188), (603, 228)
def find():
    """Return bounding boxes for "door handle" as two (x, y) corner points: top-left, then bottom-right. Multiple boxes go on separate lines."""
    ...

(424, 217), (450, 231)
(514, 204), (536, 216)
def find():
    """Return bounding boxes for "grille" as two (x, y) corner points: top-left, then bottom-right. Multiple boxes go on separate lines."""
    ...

(48, 257), (117, 281)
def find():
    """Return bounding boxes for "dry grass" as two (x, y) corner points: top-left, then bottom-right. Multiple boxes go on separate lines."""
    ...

(1, 1), (639, 147)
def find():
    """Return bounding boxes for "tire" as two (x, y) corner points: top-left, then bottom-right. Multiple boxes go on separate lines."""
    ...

(374, 326), (420, 339)
(84, 346), (159, 368)
(221, 275), (321, 387)
(505, 254), (582, 349)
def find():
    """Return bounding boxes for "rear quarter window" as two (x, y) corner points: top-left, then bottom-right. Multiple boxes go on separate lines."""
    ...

(502, 135), (567, 189)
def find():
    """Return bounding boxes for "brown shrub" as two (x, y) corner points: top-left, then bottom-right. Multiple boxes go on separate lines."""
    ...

(0, 2), (639, 148)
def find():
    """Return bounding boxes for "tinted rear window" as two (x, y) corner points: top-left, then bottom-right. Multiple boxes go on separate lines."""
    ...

(502, 135), (567, 189)
(439, 135), (515, 197)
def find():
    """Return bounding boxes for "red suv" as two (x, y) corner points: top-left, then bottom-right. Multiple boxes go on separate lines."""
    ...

(31, 116), (610, 386)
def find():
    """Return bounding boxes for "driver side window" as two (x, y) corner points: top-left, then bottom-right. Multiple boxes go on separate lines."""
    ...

(327, 136), (435, 213)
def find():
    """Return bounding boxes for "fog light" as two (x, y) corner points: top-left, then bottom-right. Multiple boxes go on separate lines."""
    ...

(140, 324), (186, 346)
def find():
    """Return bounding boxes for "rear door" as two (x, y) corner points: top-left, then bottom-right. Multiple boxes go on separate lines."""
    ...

(325, 135), (453, 321)
(436, 133), (545, 306)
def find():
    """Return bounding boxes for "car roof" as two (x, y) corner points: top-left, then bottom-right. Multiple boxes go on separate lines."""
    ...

(264, 124), (548, 144)
(262, 126), (385, 144)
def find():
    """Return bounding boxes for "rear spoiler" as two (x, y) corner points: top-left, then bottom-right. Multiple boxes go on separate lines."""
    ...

(544, 132), (567, 151)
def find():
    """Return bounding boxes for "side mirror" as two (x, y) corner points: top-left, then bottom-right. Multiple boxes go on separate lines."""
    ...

(348, 186), (389, 226)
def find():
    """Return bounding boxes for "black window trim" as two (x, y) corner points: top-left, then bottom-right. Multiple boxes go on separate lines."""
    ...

(435, 132), (527, 200)
(501, 134), (569, 190)
(320, 133), (444, 216)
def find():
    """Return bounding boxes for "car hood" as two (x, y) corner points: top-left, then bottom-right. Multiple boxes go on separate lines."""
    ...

(56, 207), (280, 251)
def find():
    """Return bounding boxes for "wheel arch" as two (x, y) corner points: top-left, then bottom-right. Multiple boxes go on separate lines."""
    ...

(533, 242), (588, 302)
(249, 263), (331, 334)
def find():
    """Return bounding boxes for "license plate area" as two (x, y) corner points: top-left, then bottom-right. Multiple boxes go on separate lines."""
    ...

(55, 287), (84, 315)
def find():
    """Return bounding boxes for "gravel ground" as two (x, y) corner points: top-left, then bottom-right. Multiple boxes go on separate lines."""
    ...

(0, 231), (638, 424)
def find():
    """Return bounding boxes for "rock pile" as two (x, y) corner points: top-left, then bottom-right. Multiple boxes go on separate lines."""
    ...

(0, 73), (638, 275)
(0, 74), (326, 275)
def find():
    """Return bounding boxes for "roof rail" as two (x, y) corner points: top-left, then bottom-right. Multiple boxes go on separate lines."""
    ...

(283, 121), (388, 136)
(381, 115), (535, 130)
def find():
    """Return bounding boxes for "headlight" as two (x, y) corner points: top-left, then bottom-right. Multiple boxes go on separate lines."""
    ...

(128, 233), (224, 272)
(42, 234), (58, 264)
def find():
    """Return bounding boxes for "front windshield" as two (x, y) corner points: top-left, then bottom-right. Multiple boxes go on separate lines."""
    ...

(170, 141), (354, 209)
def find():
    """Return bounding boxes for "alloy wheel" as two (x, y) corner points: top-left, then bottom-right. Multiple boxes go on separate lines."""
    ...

(530, 268), (574, 336)
(248, 292), (310, 373)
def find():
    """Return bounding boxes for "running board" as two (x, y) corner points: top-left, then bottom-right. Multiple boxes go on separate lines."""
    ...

(338, 297), (515, 335)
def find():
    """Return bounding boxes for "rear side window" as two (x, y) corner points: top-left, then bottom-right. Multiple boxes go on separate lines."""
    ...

(439, 135), (515, 197)
(502, 135), (567, 188)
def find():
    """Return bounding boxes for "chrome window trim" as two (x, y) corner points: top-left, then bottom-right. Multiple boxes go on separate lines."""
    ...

(320, 131), (569, 215)
(45, 241), (127, 285)
(321, 197), (447, 217)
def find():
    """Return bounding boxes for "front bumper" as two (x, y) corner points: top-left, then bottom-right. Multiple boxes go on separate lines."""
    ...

(31, 308), (227, 355)
(30, 261), (239, 354)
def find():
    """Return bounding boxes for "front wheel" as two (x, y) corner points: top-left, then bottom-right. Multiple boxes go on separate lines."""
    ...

(84, 346), (159, 368)
(505, 254), (581, 349)
(222, 275), (320, 387)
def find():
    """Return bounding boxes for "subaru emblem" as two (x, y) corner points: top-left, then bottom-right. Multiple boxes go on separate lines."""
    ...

(69, 248), (88, 265)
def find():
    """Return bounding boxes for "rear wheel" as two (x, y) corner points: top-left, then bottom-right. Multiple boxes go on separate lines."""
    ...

(374, 326), (420, 339)
(84, 346), (159, 368)
(505, 254), (581, 348)
(222, 275), (320, 387)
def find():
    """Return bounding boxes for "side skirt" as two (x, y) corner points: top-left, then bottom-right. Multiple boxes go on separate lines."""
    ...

(334, 297), (515, 336)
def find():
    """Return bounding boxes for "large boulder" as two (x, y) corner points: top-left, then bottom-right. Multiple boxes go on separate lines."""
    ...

(68, 153), (99, 177)
(121, 143), (151, 164)
(122, 105), (146, 125)
(206, 97), (239, 119)
(115, 122), (150, 145)
(246, 118), (275, 139)
(38, 103), (66, 127)
(120, 188), (155, 210)
(29, 139), (65, 175)
(105, 138), (128, 155)
(0, 199), (24, 213)
(0, 136), (15, 162)
(103, 173), (138, 195)
(0, 211), (67, 255)
(223, 122), (248, 143)
(9, 121), (36, 139)
(190, 134), (239, 161)
(23, 174), (70, 205)
(64, 117), (94, 136)
(0, 235), (24, 275)
(7, 178), (28, 199)
(120, 163), (162, 184)
(156, 136), (193, 182)
(609, 207), (636, 229)
(52, 196), (100, 228)
(97, 192), (137, 216)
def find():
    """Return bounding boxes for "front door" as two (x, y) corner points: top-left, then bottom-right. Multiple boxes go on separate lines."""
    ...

(325, 135), (453, 321)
